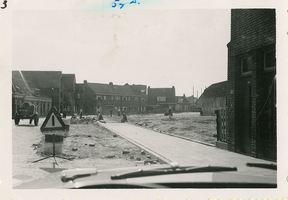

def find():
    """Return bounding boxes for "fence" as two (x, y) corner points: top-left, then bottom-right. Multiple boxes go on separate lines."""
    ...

(215, 108), (227, 142)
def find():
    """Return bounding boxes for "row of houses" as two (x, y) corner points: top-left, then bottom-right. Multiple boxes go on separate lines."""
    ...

(12, 72), (193, 118)
(12, 9), (276, 161)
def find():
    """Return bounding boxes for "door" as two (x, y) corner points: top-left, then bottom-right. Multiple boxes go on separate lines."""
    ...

(237, 81), (252, 155)
(260, 77), (276, 160)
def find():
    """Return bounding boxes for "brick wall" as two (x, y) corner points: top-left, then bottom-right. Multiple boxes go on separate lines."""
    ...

(227, 9), (276, 159)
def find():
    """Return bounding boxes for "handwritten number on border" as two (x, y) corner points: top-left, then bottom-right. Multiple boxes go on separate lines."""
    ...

(1, 0), (7, 9)
(112, 0), (139, 9)
(119, 3), (124, 9)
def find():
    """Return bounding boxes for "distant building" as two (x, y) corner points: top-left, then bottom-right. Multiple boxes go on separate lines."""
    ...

(186, 95), (198, 106)
(195, 81), (227, 116)
(12, 71), (52, 117)
(75, 83), (84, 115)
(14, 71), (64, 110)
(147, 86), (175, 113)
(226, 9), (276, 160)
(77, 80), (147, 115)
(12, 71), (64, 115)
(175, 95), (191, 112)
(62, 74), (76, 115)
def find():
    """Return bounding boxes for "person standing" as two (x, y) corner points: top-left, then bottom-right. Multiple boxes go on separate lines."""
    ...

(63, 108), (67, 118)
(168, 107), (173, 119)
(79, 108), (83, 119)
(96, 106), (101, 117)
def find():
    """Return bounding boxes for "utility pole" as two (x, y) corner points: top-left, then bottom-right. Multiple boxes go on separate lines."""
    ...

(193, 86), (194, 107)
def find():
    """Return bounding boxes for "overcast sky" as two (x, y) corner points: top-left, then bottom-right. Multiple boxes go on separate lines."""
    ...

(12, 3), (231, 97)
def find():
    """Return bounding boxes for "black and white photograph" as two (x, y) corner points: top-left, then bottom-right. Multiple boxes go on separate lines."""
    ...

(1, 0), (287, 199)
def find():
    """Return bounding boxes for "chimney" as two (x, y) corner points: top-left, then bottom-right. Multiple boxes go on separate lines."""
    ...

(109, 82), (113, 85)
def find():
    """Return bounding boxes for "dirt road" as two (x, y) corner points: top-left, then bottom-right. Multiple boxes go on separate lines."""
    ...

(12, 117), (158, 184)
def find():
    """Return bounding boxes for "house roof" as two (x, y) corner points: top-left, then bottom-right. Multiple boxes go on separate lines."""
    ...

(175, 96), (190, 103)
(76, 84), (84, 92)
(62, 74), (76, 90)
(186, 95), (198, 104)
(147, 87), (176, 105)
(12, 71), (50, 98)
(12, 71), (34, 96)
(148, 87), (175, 96)
(87, 82), (141, 96)
(19, 71), (62, 88)
(199, 81), (227, 99)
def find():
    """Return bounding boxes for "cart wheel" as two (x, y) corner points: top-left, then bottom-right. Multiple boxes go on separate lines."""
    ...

(14, 114), (20, 125)
(34, 114), (39, 126)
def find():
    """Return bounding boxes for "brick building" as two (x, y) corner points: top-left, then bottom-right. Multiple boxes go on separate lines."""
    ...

(147, 86), (176, 113)
(15, 71), (64, 111)
(62, 74), (76, 115)
(75, 83), (84, 115)
(226, 9), (276, 160)
(77, 81), (147, 115)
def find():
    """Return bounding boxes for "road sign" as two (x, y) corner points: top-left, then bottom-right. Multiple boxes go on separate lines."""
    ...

(40, 107), (67, 132)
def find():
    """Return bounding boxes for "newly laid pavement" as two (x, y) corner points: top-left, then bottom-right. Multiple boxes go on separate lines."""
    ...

(100, 118), (276, 178)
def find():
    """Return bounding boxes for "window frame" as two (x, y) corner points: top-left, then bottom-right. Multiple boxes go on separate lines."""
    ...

(241, 56), (253, 76)
(264, 49), (276, 72)
(157, 96), (166, 102)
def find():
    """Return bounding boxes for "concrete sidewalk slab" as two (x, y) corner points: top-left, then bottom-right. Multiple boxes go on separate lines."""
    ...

(100, 122), (276, 179)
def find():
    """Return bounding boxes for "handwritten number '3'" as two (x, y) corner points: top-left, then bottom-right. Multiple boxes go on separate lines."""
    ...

(1, 0), (7, 9)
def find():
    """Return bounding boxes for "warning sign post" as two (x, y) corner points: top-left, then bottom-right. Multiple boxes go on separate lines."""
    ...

(32, 107), (71, 165)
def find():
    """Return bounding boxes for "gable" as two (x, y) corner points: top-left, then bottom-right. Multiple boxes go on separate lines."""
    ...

(20, 71), (62, 89)
(87, 82), (139, 96)
(200, 81), (227, 99)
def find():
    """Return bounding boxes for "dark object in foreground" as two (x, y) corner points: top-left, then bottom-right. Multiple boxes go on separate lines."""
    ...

(14, 102), (39, 126)
(15, 162), (277, 189)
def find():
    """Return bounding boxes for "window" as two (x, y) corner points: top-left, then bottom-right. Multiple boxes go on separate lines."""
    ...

(115, 96), (120, 100)
(135, 97), (139, 101)
(128, 97), (131, 101)
(241, 56), (252, 74)
(141, 98), (145, 101)
(103, 96), (106, 100)
(77, 94), (81, 99)
(96, 96), (102, 100)
(157, 96), (166, 102)
(264, 50), (276, 70)
(185, 106), (188, 111)
(122, 97), (127, 101)
(111, 96), (114, 100)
